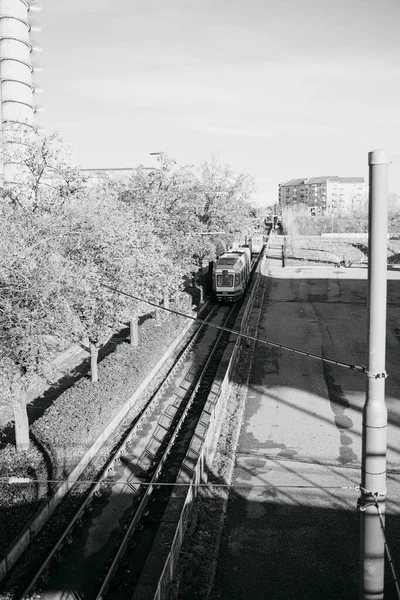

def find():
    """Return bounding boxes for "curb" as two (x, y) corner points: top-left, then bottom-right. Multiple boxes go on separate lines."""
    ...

(204, 264), (267, 600)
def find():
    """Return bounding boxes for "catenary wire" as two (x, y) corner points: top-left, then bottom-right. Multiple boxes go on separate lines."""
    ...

(0, 478), (367, 489)
(100, 282), (366, 374)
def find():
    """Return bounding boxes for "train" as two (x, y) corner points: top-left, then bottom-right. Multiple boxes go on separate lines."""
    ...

(213, 246), (252, 302)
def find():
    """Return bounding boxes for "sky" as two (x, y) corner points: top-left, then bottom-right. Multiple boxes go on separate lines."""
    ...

(37, 0), (400, 206)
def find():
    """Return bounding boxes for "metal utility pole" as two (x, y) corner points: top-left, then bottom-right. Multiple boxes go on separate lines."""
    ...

(360, 149), (390, 600)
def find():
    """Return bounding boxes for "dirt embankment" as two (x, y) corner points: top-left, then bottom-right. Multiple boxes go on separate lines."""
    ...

(283, 237), (400, 266)
(0, 303), (194, 558)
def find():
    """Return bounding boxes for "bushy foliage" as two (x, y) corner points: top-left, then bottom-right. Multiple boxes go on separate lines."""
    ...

(283, 193), (400, 239)
(2, 128), (84, 212)
(283, 211), (369, 237)
(0, 132), (257, 450)
(285, 239), (368, 266)
(0, 311), (187, 553)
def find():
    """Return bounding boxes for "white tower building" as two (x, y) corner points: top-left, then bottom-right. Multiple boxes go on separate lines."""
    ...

(0, 0), (41, 181)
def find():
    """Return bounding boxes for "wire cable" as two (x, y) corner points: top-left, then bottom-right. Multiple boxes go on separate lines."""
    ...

(0, 477), (362, 489)
(100, 282), (366, 374)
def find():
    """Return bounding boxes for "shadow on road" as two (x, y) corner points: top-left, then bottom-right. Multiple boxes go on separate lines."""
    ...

(210, 267), (400, 600)
(2, 267), (400, 600)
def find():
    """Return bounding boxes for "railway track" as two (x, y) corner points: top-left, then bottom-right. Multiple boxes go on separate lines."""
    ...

(13, 246), (266, 600)
(99, 304), (241, 600)
(18, 303), (242, 600)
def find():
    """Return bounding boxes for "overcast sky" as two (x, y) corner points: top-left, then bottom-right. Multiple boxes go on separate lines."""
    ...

(38, 0), (400, 206)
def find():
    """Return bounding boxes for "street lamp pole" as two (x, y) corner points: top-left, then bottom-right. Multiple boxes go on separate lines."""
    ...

(359, 149), (390, 600)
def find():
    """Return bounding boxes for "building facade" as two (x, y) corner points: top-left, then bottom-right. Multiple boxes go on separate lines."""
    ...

(279, 176), (366, 216)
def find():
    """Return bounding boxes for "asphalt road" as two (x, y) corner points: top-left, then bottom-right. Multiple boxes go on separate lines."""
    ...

(214, 257), (400, 600)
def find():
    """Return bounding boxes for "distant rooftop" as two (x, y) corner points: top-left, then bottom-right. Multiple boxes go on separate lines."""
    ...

(80, 167), (158, 174)
(280, 178), (306, 186)
(306, 176), (335, 184)
(80, 168), (136, 172)
(280, 176), (365, 187)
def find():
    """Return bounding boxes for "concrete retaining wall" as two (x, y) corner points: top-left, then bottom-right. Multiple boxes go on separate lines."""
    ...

(132, 257), (264, 600)
(317, 233), (395, 239)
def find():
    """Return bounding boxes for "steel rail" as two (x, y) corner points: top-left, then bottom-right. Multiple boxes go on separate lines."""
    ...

(108, 250), (266, 597)
(94, 304), (237, 600)
(18, 305), (219, 600)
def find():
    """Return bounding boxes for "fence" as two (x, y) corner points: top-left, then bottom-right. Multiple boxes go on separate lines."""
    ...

(132, 249), (264, 600)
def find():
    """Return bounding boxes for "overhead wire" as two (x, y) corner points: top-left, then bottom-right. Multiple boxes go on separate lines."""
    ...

(0, 477), (363, 489)
(100, 282), (366, 374)
(3, 250), (397, 589)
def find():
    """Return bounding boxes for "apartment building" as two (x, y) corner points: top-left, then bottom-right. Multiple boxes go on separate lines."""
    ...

(279, 176), (366, 215)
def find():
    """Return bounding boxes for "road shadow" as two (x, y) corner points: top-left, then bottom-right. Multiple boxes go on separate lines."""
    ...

(165, 264), (399, 599)
(208, 266), (400, 599)
(210, 466), (400, 600)
(0, 293), (201, 448)
(0, 322), (134, 449)
(2, 263), (400, 599)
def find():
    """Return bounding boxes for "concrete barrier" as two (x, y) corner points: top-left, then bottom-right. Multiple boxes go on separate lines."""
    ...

(321, 233), (395, 239)
(321, 233), (369, 239)
(132, 261), (263, 600)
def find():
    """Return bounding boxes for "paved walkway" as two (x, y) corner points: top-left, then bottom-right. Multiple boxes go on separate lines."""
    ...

(214, 258), (400, 599)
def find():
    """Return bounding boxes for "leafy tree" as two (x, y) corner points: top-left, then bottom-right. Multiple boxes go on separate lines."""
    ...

(0, 206), (81, 450)
(0, 131), (123, 447)
(196, 156), (256, 250)
(388, 193), (400, 233)
(118, 161), (199, 302)
(0, 137), (259, 452)
(56, 185), (134, 382)
(1, 128), (84, 213)
(118, 154), (256, 305)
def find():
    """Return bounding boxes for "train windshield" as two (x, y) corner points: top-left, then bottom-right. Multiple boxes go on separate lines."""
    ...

(217, 273), (233, 287)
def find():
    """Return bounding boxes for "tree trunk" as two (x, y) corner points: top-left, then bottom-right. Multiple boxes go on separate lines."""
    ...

(90, 340), (99, 382)
(208, 261), (214, 294)
(155, 309), (162, 326)
(163, 287), (170, 311)
(130, 316), (139, 347)
(11, 373), (29, 452)
(194, 267), (204, 304)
